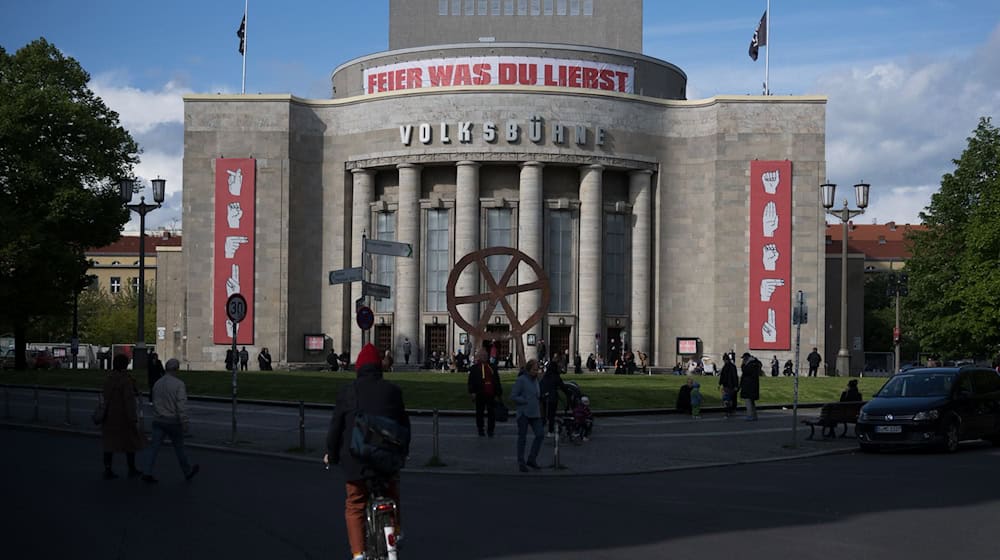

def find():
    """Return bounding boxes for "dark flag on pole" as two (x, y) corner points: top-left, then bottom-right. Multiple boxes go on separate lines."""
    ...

(237, 15), (246, 55)
(749, 10), (767, 61)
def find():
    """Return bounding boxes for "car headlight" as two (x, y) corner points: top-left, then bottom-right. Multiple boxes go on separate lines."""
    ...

(913, 410), (939, 421)
(859, 411), (870, 421)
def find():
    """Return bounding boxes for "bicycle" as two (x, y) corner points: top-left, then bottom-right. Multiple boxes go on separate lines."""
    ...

(363, 473), (400, 560)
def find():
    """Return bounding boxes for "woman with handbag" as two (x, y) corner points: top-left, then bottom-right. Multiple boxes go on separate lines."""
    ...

(100, 354), (145, 479)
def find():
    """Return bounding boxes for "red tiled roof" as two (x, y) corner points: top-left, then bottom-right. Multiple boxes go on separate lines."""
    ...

(88, 233), (182, 255)
(824, 222), (926, 259)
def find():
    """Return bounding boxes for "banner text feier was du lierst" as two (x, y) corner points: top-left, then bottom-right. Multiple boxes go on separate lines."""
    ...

(364, 56), (635, 94)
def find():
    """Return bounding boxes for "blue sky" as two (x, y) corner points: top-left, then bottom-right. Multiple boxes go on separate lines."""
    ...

(2, 0), (999, 232)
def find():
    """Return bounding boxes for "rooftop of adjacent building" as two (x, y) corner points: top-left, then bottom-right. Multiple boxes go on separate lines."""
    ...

(824, 221), (927, 260)
(87, 231), (183, 256)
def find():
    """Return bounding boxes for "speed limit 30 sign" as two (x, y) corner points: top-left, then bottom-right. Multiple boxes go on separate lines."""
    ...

(226, 293), (248, 323)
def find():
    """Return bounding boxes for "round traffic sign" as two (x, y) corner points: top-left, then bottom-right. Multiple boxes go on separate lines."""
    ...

(356, 305), (374, 331)
(226, 293), (248, 323)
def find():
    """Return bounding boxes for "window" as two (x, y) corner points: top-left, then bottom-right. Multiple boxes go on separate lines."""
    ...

(544, 0), (553, 15)
(603, 213), (627, 315)
(548, 210), (573, 312)
(570, 0), (579, 15)
(504, 0), (514, 15)
(557, 0), (567, 15)
(452, 0), (461, 15)
(110, 277), (122, 294)
(439, 0), (449, 15)
(491, 0), (501, 15)
(531, 0), (540, 15)
(375, 213), (396, 313)
(130, 277), (140, 292)
(478, 0), (487, 15)
(465, 0), (475, 15)
(518, 0), (527, 15)
(583, 0), (593, 15)
(486, 208), (513, 284)
(426, 209), (449, 312)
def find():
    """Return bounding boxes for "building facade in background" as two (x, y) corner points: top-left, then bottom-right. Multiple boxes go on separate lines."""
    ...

(164, 0), (829, 370)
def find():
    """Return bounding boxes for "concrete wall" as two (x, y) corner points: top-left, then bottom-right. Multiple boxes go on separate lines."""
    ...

(154, 246), (186, 364)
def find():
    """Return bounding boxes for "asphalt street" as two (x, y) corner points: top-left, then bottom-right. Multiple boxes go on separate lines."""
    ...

(3, 427), (998, 560)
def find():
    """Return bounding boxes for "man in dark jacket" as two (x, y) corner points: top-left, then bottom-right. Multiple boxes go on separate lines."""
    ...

(807, 348), (822, 377)
(540, 359), (569, 435)
(324, 343), (410, 560)
(468, 349), (502, 437)
(718, 354), (740, 417)
(739, 352), (763, 421)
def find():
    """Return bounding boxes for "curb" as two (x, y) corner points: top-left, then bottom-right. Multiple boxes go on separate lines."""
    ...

(0, 419), (858, 478)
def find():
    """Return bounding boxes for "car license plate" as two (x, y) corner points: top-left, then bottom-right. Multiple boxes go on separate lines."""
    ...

(875, 425), (902, 434)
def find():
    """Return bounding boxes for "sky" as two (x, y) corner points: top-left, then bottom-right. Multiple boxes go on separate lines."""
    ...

(2, 0), (999, 233)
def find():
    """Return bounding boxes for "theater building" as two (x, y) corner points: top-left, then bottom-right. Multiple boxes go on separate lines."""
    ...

(164, 0), (828, 370)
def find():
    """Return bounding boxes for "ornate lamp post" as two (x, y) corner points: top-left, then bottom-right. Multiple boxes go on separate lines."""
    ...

(119, 177), (166, 371)
(821, 181), (870, 377)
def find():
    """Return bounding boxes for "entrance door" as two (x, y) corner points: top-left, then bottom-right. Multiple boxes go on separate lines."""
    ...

(374, 325), (392, 357)
(550, 326), (571, 361)
(425, 325), (447, 364)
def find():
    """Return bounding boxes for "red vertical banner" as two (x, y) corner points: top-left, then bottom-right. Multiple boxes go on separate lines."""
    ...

(213, 158), (256, 344)
(749, 160), (792, 350)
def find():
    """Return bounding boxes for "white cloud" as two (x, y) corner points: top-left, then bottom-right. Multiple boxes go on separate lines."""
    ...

(90, 75), (190, 134)
(859, 185), (936, 226)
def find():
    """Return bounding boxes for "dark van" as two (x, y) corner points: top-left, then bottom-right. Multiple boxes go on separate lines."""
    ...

(856, 366), (1000, 452)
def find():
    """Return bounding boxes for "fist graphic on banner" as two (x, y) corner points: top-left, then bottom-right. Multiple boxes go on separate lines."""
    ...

(762, 244), (779, 271)
(227, 202), (243, 229)
(762, 170), (780, 194)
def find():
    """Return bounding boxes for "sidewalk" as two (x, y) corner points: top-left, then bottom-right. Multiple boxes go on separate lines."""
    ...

(0, 386), (859, 475)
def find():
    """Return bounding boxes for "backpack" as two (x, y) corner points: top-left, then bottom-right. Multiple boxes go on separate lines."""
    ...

(348, 383), (409, 475)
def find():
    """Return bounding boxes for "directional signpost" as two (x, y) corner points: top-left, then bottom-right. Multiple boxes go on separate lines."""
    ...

(327, 234), (413, 348)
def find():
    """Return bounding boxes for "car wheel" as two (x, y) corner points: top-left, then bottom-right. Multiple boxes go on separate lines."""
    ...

(859, 442), (879, 453)
(943, 422), (960, 453)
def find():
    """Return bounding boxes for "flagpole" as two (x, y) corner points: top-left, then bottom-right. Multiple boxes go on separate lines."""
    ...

(241, 0), (248, 95)
(764, 0), (770, 95)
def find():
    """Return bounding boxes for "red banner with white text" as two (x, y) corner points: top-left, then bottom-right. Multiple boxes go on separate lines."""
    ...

(213, 158), (255, 344)
(749, 160), (792, 350)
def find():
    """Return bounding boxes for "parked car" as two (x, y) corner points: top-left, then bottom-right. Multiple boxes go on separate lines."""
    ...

(28, 350), (62, 370)
(0, 349), (15, 370)
(856, 366), (1000, 452)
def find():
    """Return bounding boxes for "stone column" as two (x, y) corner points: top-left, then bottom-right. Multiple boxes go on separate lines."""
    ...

(517, 161), (544, 363)
(578, 165), (604, 359)
(396, 163), (421, 365)
(350, 168), (375, 358)
(454, 161), (480, 352)
(629, 170), (653, 361)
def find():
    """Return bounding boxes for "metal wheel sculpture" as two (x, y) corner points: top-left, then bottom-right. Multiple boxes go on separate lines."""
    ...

(446, 247), (550, 367)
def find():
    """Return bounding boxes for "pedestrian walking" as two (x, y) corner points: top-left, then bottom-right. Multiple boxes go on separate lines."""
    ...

(142, 358), (200, 483)
(257, 347), (273, 371)
(239, 346), (249, 371)
(146, 352), (164, 404)
(537, 338), (547, 361)
(807, 348), (822, 377)
(739, 352), (763, 420)
(382, 349), (394, 372)
(770, 355), (780, 377)
(101, 354), (144, 479)
(225, 348), (235, 371)
(718, 354), (739, 418)
(402, 337), (412, 365)
(468, 349), (502, 437)
(510, 359), (544, 472)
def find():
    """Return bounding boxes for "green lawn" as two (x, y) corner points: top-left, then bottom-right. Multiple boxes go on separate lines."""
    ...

(1, 369), (890, 411)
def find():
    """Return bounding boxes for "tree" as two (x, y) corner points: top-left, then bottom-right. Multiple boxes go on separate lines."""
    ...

(0, 39), (138, 368)
(904, 117), (1000, 359)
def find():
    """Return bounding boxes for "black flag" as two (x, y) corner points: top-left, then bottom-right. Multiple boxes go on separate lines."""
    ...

(749, 11), (767, 61)
(237, 14), (246, 55)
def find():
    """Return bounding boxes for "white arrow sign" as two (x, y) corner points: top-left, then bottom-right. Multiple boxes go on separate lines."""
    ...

(365, 238), (413, 258)
(362, 281), (391, 300)
(328, 267), (363, 285)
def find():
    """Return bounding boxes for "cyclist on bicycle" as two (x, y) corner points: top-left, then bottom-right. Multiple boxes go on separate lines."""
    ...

(325, 343), (410, 560)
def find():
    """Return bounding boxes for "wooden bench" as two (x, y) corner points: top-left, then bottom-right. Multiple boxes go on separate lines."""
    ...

(802, 401), (865, 439)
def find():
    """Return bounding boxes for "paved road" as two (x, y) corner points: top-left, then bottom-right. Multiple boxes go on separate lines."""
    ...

(1, 386), (856, 474)
(3, 427), (999, 559)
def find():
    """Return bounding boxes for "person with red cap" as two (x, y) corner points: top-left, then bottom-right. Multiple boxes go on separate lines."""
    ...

(325, 343), (410, 560)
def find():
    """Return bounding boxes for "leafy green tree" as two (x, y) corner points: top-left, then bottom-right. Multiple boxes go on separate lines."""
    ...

(0, 39), (138, 368)
(904, 117), (1000, 359)
(29, 285), (155, 347)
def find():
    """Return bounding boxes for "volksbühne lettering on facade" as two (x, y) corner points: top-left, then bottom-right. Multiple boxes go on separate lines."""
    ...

(399, 116), (606, 147)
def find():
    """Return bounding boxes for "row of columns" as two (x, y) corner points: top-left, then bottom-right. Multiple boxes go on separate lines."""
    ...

(349, 161), (653, 366)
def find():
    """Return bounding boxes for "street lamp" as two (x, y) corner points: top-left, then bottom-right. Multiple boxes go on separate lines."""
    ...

(821, 181), (870, 377)
(120, 177), (166, 371)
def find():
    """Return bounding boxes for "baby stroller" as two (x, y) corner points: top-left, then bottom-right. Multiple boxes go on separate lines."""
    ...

(558, 381), (593, 444)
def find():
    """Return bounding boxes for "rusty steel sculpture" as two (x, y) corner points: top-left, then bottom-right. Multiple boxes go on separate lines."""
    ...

(446, 247), (550, 367)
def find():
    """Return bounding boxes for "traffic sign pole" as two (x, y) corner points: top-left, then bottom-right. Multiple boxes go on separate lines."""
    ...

(225, 293), (247, 445)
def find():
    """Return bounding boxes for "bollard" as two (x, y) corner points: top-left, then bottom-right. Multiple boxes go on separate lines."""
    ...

(33, 385), (39, 422)
(299, 401), (306, 451)
(432, 408), (440, 461)
(64, 388), (72, 426)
